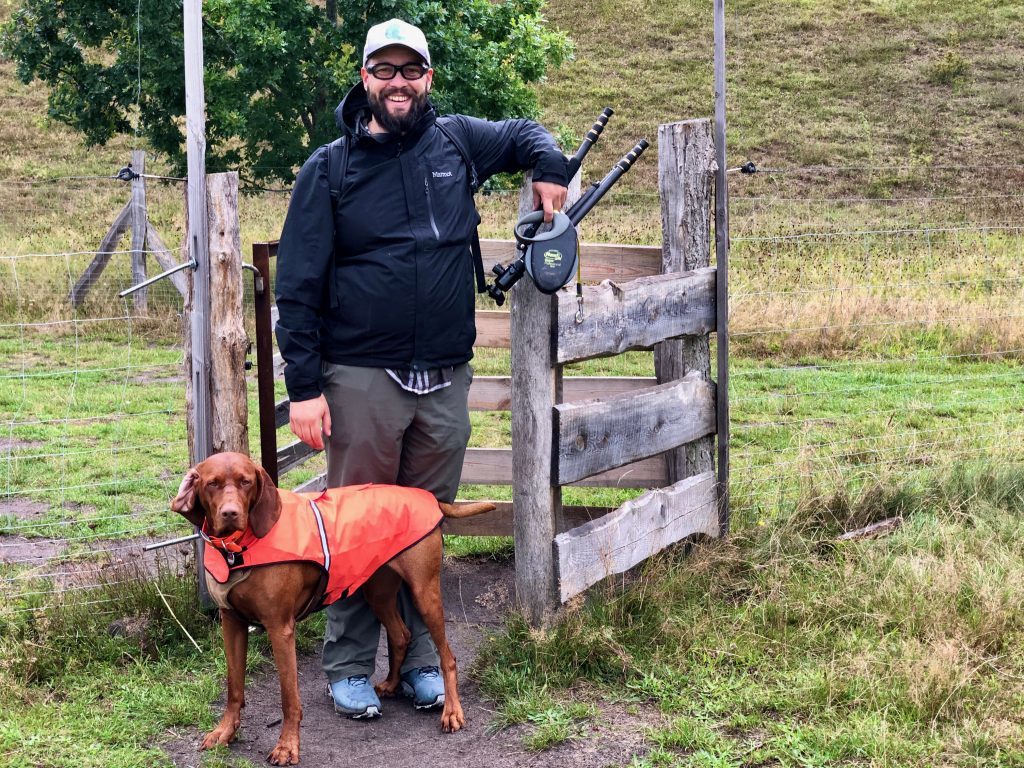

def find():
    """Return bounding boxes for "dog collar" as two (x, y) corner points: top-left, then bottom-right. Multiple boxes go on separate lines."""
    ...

(199, 526), (246, 554)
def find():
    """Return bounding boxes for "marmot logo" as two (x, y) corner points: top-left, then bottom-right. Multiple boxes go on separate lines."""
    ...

(432, 171), (454, 178)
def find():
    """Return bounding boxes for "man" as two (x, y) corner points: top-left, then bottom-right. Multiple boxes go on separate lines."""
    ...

(275, 18), (568, 719)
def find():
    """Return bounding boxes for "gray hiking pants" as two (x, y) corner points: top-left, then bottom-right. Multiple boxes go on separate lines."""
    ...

(319, 362), (472, 681)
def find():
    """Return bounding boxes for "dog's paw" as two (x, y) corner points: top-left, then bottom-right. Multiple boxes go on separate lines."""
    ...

(268, 739), (300, 765)
(374, 680), (400, 698)
(440, 705), (465, 733)
(200, 728), (234, 750)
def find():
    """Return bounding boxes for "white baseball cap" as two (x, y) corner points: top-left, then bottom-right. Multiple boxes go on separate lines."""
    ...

(363, 19), (431, 67)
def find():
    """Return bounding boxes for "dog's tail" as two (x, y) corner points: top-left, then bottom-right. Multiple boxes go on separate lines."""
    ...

(438, 501), (497, 519)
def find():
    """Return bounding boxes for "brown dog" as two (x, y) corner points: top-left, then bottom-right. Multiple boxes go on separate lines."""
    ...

(170, 451), (494, 765)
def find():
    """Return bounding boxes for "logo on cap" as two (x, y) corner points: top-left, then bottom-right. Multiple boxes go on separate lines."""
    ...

(385, 21), (404, 40)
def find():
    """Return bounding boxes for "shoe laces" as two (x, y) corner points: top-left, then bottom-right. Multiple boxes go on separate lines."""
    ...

(417, 665), (439, 679)
(346, 674), (370, 687)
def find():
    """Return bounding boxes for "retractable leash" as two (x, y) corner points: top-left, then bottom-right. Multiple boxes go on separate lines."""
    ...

(487, 107), (613, 306)
(487, 109), (650, 317)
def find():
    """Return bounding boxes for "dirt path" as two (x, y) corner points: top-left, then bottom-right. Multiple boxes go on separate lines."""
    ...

(162, 557), (656, 768)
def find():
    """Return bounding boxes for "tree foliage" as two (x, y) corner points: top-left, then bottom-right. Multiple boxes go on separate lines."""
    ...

(1, 0), (571, 184)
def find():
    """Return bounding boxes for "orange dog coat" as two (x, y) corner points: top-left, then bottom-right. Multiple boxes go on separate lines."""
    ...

(203, 483), (443, 612)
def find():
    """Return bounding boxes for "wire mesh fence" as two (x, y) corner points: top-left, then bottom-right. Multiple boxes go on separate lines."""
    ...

(0, 176), (193, 614)
(3, 160), (1023, 614)
(726, 165), (1024, 523)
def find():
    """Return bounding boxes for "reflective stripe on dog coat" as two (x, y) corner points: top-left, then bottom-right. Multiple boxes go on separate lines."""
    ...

(203, 483), (443, 608)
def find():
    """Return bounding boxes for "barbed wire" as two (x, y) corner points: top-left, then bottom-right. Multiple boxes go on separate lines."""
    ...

(733, 223), (1022, 243)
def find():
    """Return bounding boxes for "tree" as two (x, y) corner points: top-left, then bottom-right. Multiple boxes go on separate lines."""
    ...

(1, 0), (571, 184)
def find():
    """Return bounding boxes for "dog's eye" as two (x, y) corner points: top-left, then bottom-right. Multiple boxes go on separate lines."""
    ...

(240, 479), (253, 487)
(207, 480), (221, 489)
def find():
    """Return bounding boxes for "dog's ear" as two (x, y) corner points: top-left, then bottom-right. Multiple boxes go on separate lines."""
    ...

(170, 468), (205, 528)
(248, 464), (281, 538)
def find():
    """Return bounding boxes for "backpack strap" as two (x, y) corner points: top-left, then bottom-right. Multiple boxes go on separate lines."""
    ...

(326, 136), (349, 212)
(436, 118), (487, 293)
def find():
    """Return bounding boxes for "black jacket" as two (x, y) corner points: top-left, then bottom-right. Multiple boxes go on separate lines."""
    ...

(275, 83), (568, 402)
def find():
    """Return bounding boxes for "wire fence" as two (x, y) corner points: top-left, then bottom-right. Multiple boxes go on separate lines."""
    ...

(725, 166), (1024, 523)
(3, 159), (1023, 613)
(0, 175), (193, 614)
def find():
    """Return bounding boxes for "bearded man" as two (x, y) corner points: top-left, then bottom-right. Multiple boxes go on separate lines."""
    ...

(274, 18), (568, 719)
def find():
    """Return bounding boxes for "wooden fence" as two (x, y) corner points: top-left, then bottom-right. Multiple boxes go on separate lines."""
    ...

(249, 117), (727, 622)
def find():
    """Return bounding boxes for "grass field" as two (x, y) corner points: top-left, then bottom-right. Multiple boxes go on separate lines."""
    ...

(2, 0), (1024, 764)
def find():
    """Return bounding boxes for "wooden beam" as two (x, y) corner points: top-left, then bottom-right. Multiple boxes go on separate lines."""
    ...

(480, 240), (662, 282)
(207, 172), (248, 455)
(272, 375), (659, 428)
(279, 446), (666, 488)
(69, 201), (132, 307)
(554, 471), (719, 603)
(278, 439), (319, 476)
(460, 447), (667, 488)
(554, 374), (716, 486)
(556, 267), (717, 364)
(468, 375), (657, 411)
(655, 119), (716, 485)
(145, 223), (187, 297)
(475, 310), (511, 348)
(441, 501), (614, 537)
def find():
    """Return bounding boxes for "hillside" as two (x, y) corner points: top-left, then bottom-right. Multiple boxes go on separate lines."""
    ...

(2, 0), (1023, 200)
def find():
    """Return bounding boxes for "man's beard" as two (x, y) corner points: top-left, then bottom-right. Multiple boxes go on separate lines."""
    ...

(367, 87), (429, 135)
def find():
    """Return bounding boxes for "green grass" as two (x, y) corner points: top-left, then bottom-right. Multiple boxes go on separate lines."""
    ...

(3, 0), (1024, 763)
(476, 467), (1024, 764)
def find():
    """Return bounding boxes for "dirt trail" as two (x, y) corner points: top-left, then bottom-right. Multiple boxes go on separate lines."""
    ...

(162, 556), (656, 768)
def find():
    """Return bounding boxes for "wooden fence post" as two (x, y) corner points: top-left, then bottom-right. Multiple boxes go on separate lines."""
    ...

(207, 172), (248, 454)
(184, 172), (248, 458)
(654, 119), (716, 484)
(511, 172), (560, 625)
(511, 170), (580, 625)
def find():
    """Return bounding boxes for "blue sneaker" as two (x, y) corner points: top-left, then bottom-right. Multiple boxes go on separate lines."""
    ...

(400, 665), (444, 710)
(327, 675), (382, 719)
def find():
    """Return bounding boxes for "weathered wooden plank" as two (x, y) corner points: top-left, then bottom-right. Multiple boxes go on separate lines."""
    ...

(275, 397), (290, 429)
(278, 439), (318, 476)
(655, 119), (716, 485)
(461, 447), (667, 488)
(468, 375), (656, 411)
(273, 376), (658, 429)
(441, 501), (614, 537)
(207, 172), (248, 455)
(554, 374), (716, 486)
(475, 310), (511, 348)
(481, 240), (662, 282)
(286, 448), (667, 492)
(69, 201), (132, 307)
(554, 471), (719, 603)
(145, 223), (188, 297)
(556, 267), (716, 364)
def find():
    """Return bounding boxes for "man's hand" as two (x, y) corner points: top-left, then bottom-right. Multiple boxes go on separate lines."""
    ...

(532, 181), (568, 223)
(289, 395), (332, 451)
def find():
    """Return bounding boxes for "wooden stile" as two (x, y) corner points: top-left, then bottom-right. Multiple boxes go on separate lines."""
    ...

(553, 470), (718, 603)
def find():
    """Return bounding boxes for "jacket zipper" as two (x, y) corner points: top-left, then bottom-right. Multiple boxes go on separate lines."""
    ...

(424, 176), (440, 240)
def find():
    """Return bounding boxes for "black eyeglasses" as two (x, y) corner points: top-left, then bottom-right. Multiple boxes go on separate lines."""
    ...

(366, 62), (429, 81)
